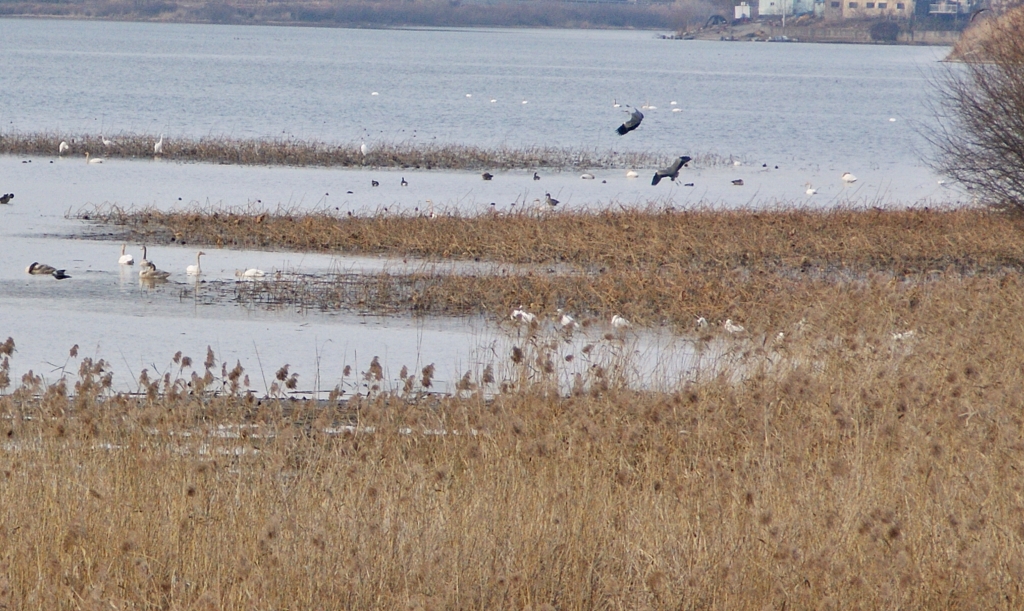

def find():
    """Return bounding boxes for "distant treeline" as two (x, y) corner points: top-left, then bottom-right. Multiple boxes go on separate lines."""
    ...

(0, 0), (725, 29)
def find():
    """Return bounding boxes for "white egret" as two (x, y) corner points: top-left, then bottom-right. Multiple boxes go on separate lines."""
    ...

(511, 308), (536, 324)
(102, 135), (114, 147)
(59, 141), (69, 155)
(724, 319), (745, 334)
(186, 251), (205, 276)
(360, 141), (368, 156)
(118, 244), (134, 266)
(154, 134), (164, 155)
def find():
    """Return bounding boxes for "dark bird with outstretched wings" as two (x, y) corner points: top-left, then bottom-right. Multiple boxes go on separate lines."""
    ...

(616, 107), (644, 136)
(652, 156), (692, 186)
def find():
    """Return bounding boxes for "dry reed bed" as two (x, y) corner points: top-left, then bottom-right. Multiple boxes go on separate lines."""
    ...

(2, 132), (700, 170)
(99, 205), (1024, 327)
(1, 281), (1024, 609)
(95, 205), (1024, 272)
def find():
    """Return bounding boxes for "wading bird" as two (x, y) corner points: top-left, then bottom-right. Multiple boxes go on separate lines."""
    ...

(616, 107), (644, 136)
(651, 156), (691, 186)
(118, 244), (134, 266)
(511, 308), (536, 324)
(140, 246), (155, 271)
(140, 266), (171, 281)
(59, 141), (69, 155)
(102, 135), (114, 147)
(26, 262), (57, 275)
(186, 251), (205, 276)
(154, 134), (164, 156)
(360, 141), (368, 156)
(724, 319), (746, 334)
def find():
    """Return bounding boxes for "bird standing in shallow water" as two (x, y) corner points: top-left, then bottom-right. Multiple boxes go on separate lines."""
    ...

(651, 156), (691, 186)
(59, 141), (69, 155)
(154, 134), (164, 156)
(118, 244), (134, 266)
(545, 193), (559, 207)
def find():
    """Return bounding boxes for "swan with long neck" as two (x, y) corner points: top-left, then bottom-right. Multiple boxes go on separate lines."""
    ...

(139, 246), (155, 271)
(118, 244), (134, 266)
(186, 251), (205, 276)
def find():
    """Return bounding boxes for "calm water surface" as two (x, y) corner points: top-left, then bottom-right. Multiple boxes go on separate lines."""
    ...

(0, 19), (956, 393)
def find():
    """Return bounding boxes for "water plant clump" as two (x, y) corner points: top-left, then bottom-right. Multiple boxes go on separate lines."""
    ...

(0, 131), (727, 171)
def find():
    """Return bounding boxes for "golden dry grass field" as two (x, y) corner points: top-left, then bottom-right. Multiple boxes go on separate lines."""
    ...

(4, 205), (1024, 609)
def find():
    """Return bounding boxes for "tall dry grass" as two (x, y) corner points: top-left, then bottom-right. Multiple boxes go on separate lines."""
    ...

(2, 267), (1024, 610)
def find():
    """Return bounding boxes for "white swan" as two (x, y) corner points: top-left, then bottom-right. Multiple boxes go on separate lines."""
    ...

(85, 152), (103, 164)
(186, 251), (205, 276)
(805, 183), (818, 195)
(580, 173), (595, 180)
(841, 172), (857, 183)
(101, 135), (114, 147)
(626, 170), (639, 178)
(118, 244), (134, 266)
(59, 141), (69, 155)
(154, 134), (164, 155)
(360, 141), (368, 156)
(612, 99), (620, 108)
(557, 309), (576, 330)
(236, 268), (266, 279)
(611, 314), (630, 329)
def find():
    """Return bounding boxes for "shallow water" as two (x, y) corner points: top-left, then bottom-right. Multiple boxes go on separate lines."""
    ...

(0, 20), (957, 393)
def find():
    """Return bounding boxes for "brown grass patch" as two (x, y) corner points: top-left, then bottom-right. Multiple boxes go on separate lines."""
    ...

(4, 131), (713, 171)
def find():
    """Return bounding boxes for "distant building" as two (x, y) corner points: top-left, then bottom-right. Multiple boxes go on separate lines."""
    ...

(824, 0), (916, 18)
(759, 0), (817, 15)
(735, 1), (752, 19)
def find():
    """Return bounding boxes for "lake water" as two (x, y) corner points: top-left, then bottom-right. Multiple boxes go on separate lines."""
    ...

(0, 19), (958, 394)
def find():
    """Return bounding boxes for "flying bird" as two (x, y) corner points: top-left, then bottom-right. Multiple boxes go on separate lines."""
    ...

(651, 156), (691, 186)
(616, 107), (644, 136)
